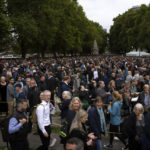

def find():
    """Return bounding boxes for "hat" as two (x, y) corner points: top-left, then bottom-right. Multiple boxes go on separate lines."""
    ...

(15, 84), (22, 88)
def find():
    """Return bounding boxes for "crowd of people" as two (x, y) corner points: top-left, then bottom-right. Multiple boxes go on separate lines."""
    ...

(0, 56), (150, 150)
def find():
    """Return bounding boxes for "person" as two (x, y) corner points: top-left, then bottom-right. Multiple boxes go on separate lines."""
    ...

(137, 84), (150, 113)
(104, 91), (127, 149)
(15, 83), (26, 100)
(125, 103), (145, 150)
(88, 96), (107, 150)
(23, 78), (31, 98)
(66, 137), (84, 150)
(7, 77), (15, 116)
(0, 76), (7, 102)
(69, 109), (96, 150)
(36, 90), (51, 150)
(8, 99), (29, 150)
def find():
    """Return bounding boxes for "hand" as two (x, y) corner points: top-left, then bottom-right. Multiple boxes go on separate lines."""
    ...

(88, 133), (96, 140)
(135, 135), (139, 141)
(86, 139), (93, 146)
(55, 98), (61, 104)
(19, 118), (27, 125)
(43, 132), (49, 137)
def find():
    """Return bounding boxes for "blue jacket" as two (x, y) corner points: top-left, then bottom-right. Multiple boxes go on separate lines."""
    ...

(88, 106), (102, 137)
(108, 100), (121, 125)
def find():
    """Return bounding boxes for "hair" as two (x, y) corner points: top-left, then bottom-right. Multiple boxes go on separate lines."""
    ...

(62, 91), (72, 100)
(69, 109), (88, 133)
(66, 137), (84, 150)
(133, 103), (144, 114)
(112, 91), (122, 101)
(94, 96), (103, 105)
(43, 90), (51, 96)
(108, 80), (115, 88)
(16, 99), (28, 108)
(144, 84), (149, 89)
(69, 97), (82, 110)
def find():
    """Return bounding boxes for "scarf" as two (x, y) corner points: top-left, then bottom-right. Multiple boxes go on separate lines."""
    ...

(97, 107), (107, 136)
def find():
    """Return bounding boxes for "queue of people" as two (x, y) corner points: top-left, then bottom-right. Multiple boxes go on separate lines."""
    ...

(0, 56), (150, 150)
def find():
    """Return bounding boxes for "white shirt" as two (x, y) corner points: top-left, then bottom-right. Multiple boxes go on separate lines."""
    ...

(36, 100), (51, 134)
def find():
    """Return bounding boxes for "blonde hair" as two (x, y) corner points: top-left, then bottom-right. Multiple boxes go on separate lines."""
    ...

(69, 97), (82, 110)
(69, 109), (88, 133)
(133, 103), (144, 114)
(112, 91), (122, 101)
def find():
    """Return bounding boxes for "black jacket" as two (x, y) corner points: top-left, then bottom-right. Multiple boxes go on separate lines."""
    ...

(47, 76), (57, 92)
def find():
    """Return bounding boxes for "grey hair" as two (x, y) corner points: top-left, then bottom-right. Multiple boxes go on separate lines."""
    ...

(66, 137), (84, 150)
(62, 91), (72, 100)
(133, 103), (144, 114)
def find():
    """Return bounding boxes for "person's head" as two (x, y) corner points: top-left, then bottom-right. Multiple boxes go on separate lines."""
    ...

(111, 72), (116, 78)
(79, 109), (88, 124)
(80, 85), (85, 91)
(92, 80), (97, 87)
(40, 75), (45, 82)
(43, 90), (51, 102)
(25, 78), (31, 86)
(112, 91), (122, 101)
(40, 92), (44, 101)
(108, 80), (115, 88)
(30, 79), (37, 88)
(144, 84), (150, 94)
(16, 99), (28, 112)
(128, 71), (132, 76)
(124, 81), (130, 89)
(15, 84), (22, 93)
(0, 76), (6, 82)
(9, 77), (14, 84)
(145, 75), (150, 80)
(66, 138), (84, 150)
(133, 103), (144, 116)
(64, 76), (71, 84)
(69, 97), (82, 112)
(17, 75), (22, 82)
(99, 81), (105, 88)
(94, 96), (103, 108)
(62, 91), (72, 100)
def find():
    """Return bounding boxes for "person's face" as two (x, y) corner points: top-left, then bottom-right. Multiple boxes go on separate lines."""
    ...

(44, 92), (51, 102)
(66, 143), (77, 150)
(135, 109), (142, 116)
(144, 86), (149, 94)
(26, 79), (31, 86)
(93, 82), (97, 87)
(95, 100), (103, 109)
(10, 78), (14, 84)
(72, 100), (80, 111)
(30, 80), (36, 87)
(17, 77), (21, 82)
(40, 93), (44, 100)
(80, 115), (88, 123)
(80, 86), (85, 91)
(22, 102), (28, 111)
(101, 82), (105, 88)
(15, 87), (21, 92)
(41, 76), (45, 82)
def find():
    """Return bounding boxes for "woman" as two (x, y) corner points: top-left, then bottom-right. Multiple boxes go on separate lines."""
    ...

(126, 103), (145, 150)
(104, 91), (127, 149)
(57, 91), (72, 122)
(69, 109), (96, 150)
(88, 96), (107, 150)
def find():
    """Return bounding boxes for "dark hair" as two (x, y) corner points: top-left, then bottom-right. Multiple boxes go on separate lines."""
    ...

(66, 137), (84, 150)
(94, 96), (103, 104)
(16, 99), (28, 108)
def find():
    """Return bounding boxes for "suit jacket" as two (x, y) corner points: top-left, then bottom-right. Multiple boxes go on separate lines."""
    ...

(47, 76), (57, 92)
(137, 91), (150, 106)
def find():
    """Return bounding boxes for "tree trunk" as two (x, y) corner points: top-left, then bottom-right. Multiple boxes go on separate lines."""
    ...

(21, 41), (26, 59)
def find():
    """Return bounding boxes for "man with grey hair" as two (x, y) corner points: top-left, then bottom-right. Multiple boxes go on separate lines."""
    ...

(36, 90), (51, 150)
(66, 137), (84, 150)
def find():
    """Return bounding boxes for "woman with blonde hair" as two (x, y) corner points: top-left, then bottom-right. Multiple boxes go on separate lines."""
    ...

(69, 109), (96, 150)
(104, 91), (127, 149)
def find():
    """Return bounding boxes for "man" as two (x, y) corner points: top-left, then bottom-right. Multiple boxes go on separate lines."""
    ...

(96, 81), (110, 103)
(38, 75), (47, 92)
(58, 76), (72, 99)
(138, 84), (150, 112)
(36, 90), (51, 150)
(66, 137), (84, 150)
(47, 72), (57, 102)
(7, 77), (15, 116)
(8, 99), (29, 150)
(23, 78), (31, 98)
(15, 83), (26, 100)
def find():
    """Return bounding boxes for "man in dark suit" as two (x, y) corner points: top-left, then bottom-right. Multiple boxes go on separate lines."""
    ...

(47, 72), (57, 102)
(57, 76), (72, 99)
(137, 84), (150, 112)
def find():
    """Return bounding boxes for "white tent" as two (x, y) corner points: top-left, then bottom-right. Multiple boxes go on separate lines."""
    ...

(126, 51), (150, 56)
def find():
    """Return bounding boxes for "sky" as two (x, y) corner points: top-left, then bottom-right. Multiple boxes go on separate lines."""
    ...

(78, 0), (150, 31)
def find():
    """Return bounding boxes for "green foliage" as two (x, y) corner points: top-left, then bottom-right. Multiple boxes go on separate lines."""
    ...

(0, 0), (12, 51)
(109, 4), (150, 54)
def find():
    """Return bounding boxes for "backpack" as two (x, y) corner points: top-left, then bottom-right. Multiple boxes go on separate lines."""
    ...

(30, 104), (44, 124)
(0, 116), (11, 144)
